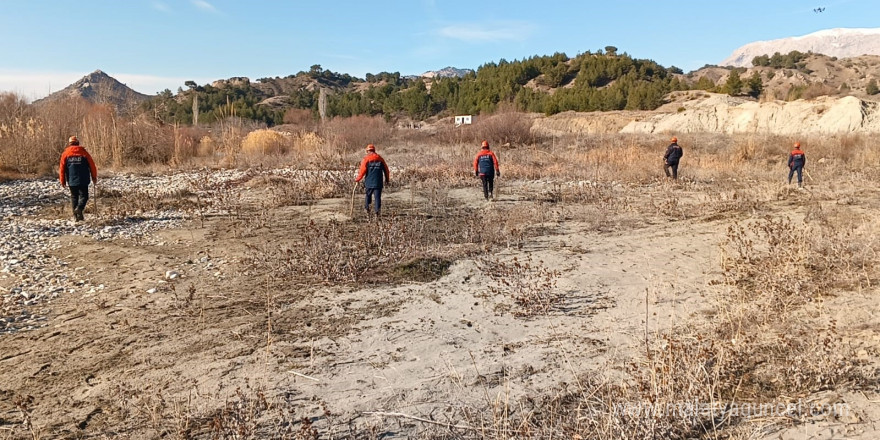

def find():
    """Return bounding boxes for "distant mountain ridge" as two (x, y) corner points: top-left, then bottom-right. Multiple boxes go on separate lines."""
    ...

(721, 28), (880, 67)
(420, 67), (473, 78)
(34, 70), (150, 114)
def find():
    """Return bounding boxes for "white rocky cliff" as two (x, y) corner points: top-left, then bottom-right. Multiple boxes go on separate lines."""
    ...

(621, 92), (880, 135)
(721, 28), (880, 67)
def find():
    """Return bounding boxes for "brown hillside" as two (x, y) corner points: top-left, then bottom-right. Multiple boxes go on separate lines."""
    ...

(687, 54), (880, 101)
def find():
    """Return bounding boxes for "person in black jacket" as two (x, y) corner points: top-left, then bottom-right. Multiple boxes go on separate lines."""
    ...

(663, 136), (683, 180)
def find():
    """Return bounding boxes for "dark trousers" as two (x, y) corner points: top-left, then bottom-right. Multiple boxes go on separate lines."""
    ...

(788, 165), (803, 185)
(664, 162), (679, 179)
(480, 175), (495, 199)
(365, 188), (382, 214)
(69, 185), (89, 212)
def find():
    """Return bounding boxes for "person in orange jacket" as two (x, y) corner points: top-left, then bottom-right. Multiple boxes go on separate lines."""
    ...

(473, 140), (500, 200)
(59, 135), (97, 222)
(788, 142), (806, 187)
(354, 144), (390, 216)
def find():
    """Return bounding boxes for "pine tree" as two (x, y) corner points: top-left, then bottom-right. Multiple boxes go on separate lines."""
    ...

(867, 78), (879, 95)
(695, 76), (715, 91)
(746, 72), (763, 98)
(723, 70), (743, 95)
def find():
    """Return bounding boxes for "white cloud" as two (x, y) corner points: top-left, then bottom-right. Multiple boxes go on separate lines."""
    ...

(152, 1), (171, 13)
(191, 0), (218, 13)
(437, 21), (536, 43)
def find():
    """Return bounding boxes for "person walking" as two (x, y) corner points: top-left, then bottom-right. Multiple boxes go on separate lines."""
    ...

(663, 136), (683, 180)
(354, 144), (390, 217)
(59, 135), (97, 222)
(473, 140), (500, 200)
(788, 141), (806, 187)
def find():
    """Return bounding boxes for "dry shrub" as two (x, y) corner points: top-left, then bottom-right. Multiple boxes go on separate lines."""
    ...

(258, 171), (350, 206)
(721, 215), (875, 316)
(257, 207), (531, 286)
(198, 135), (216, 157)
(0, 93), (188, 173)
(241, 129), (289, 155)
(291, 132), (324, 153)
(210, 117), (266, 167)
(281, 108), (318, 133)
(396, 163), (472, 189)
(432, 109), (538, 147)
(477, 255), (562, 317)
(835, 133), (866, 164)
(104, 383), (312, 439)
(473, 110), (536, 146)
(786, 83), (835, 101)
(321, 115), (392, 152)
(0, 95), (88, 174)
(117, 116), (176, 165)
(172, 126), (208, 162)
(801, 83), (836, 100)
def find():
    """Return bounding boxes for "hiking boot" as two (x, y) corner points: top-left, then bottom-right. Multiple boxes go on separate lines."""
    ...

(74, 209), (84, 222)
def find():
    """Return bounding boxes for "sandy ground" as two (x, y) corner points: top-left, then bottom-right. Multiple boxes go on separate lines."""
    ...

(1, 174), (879, 439)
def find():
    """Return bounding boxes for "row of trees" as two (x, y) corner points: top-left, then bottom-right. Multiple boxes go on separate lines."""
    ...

(143, 49), (771, 126)
(141, 82), (284, 126)
(752, 51), (810, 69)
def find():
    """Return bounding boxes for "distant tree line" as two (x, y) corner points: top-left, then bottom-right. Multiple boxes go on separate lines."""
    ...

(142, 49), (766, 125)
(141, 82), (283, 126)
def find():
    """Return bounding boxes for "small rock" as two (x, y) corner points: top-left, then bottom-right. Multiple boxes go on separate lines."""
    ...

(146, 288), (157, 294)
(165, 270), (180, 280)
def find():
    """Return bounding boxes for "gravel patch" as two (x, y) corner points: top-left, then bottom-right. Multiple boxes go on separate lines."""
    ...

(0, 167), (355, 335)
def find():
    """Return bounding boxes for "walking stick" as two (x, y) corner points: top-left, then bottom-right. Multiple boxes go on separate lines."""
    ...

(349, 181), (358, 219)
(94, 182), (100, 218)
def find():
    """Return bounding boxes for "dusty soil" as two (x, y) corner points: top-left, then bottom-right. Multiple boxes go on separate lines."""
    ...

(1, 171), (879, 439)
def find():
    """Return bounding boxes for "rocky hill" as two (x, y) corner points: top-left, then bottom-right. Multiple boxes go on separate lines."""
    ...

(687, 53), (880, 101)
(721, 28), (880, 67)
(33, 70), (150, 114)
(530, 91), (880, 136)
(420, 67), (473, 79)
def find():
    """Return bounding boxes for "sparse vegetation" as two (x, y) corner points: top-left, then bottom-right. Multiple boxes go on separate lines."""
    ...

(867, 78), (879, 95)
(5, 52), (880, 440)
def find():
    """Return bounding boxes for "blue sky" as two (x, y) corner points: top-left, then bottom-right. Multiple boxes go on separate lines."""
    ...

(0, 0), (876, 100)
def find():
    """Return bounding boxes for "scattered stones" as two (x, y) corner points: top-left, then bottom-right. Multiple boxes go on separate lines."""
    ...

(0, 167), (339, 334)
(0, 168), (280, 334)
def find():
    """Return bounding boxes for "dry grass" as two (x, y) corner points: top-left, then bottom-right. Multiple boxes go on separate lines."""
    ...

(320, 115), (393, 153)
(249, 205), (535, 286)
(413, 211), (876, 440)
